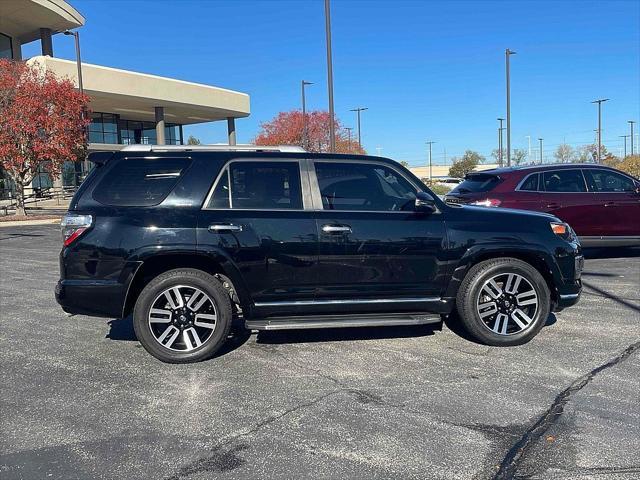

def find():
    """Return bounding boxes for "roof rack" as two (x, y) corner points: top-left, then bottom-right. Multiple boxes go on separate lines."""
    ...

(120, 144), (306, 153)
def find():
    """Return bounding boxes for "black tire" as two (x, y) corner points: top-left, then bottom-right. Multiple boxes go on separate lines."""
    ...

(456, 258), (551, 346)
(133, 268), (232, 363)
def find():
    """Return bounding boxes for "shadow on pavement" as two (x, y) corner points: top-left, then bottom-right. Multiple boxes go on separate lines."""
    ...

(582, 280), (640, 313)
(583, 247), (640, 260)
(255, 322), (442, 345)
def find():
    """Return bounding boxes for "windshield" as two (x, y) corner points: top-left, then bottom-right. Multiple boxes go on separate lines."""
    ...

(450, 173), (501, 194)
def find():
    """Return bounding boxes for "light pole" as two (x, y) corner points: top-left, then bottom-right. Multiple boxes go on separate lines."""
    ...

(301, 80), (313, 149)
(376, 146), (383, 156)
(591, 98), (609, 163)
(350, 107), (368, 149)
(505, 48), (516, 166)
(324, 0), (336, 152)
(525, 135), (531, 160)
(497, 118), (504, 166)
(629, 121), (636, 155)
(64, 29), (87, 177)
(345, 127), (353, 150)
(619, 135), (629, 158)
(426, 141), (436, 180)
(538, 138), (544, 164)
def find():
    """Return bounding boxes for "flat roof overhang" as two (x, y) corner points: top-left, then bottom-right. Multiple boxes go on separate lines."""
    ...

(0, 0), (85, 43)
(27, 56), (251, 124)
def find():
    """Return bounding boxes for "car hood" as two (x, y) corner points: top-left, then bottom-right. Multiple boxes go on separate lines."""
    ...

(453, 204), (560, 222)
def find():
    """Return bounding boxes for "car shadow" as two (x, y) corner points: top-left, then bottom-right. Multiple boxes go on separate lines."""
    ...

(105, 315), (253, 358)
(443, 311), (557, 345)
(255, 322), (442, 345)
(583, 247), (640, 260)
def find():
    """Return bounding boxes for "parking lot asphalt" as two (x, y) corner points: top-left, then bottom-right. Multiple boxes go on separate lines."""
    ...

(1, 224), (639, 480)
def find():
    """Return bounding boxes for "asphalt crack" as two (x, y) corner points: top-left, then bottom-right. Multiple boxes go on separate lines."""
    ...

(493, 340), (640, 480)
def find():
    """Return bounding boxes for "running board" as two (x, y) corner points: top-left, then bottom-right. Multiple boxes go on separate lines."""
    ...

(245, 312), (442, 331)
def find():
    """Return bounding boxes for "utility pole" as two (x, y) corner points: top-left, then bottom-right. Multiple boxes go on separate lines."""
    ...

(301, 80), (313, 149)
(345, 127), (353, 150)
(350, 107), (368, 149)
(591, 98), (609, 163)
(376, 146), (383, 156)
(525, 135), (531, 160)
(538, 138), (544, 164)
(619, 135), (629, 158)
(505, 48), (516, 166)
(63, 30), (87, 176)
(497, 118), (504, 166)
(324, 0), (336, 152)
(426, 141), (436, 180)
(629, 121), (636, 155)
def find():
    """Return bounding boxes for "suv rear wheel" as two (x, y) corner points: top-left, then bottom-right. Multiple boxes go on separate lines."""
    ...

(133, 268), (232, 363)
(456, 258), (551, 346)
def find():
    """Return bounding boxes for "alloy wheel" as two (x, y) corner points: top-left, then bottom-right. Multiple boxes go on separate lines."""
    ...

(476, 273), (538, 336)
(148, 285), (218, 351)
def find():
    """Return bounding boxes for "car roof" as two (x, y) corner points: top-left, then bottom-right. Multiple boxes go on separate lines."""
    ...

(474, 163), (622, 176)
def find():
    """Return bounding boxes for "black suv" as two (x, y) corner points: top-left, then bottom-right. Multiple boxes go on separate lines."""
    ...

(56, 145), (583, 363)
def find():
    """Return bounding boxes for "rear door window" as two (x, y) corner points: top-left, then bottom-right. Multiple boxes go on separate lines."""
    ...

(583, 169), (636, 192)
(542, 169), (587, 192)
(93, 157), (191, 206)
(452, 173), (501, 194)
(518, 173), (539, 191)
(206, 161), (303, 210)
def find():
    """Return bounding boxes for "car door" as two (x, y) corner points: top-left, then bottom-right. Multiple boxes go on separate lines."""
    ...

(582, 168), (640, 237)
(540, 168), (594, 235)
(309, 159), (447, 311)
(197, 159), (319, 307)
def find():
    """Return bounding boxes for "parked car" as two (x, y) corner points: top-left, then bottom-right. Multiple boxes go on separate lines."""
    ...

(56, 146), (582, 363)
(445, 164), (640, 247)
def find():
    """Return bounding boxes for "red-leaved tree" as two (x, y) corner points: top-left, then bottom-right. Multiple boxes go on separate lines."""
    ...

(0, 59), (90, 216)
(255, 110), (366, 155)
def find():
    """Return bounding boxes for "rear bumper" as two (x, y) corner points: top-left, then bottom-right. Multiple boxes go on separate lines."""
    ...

(55, 279), (127, 318)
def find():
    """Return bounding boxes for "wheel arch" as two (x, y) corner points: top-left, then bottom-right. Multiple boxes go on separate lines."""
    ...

(122, 251), (251, 318)
(444, 246), (559, 305)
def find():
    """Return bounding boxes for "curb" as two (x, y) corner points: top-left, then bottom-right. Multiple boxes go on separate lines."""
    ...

(0, 218), (61, 228)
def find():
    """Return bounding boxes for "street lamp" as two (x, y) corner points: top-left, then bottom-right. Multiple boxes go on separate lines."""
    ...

(345, 127), (353, 149)
(538, 138), (544, 164)
(525, 135), (532, 160)
(301, 80), (313, 149)
(591, 98), (609, 163)
(497, 118), (504, 166)
(505, 48), (516, 166)
(63, 30), (83, 95)
(426, 141), (436, 180)
(629, 120), (636, 155)
(324, 0), (336, 152)
(619, 135), (629, 158)
(350, 107), (368, 150)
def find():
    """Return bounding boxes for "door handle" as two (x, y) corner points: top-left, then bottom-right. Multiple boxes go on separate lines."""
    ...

(208, 223), (242, 233)
(322, 224), (352, 234)
(546, 203), (560, 209)
(604, 202), (616, 207)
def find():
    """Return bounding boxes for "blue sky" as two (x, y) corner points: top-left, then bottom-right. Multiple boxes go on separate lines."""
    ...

(23, 0), (640, 165)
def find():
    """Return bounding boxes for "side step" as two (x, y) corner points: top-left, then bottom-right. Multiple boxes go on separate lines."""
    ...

(245, 312), (442, 331)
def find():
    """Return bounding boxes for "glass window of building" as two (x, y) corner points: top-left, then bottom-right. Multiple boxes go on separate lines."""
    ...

(89, 113), (118, 144)
(0, 33), (12, 59)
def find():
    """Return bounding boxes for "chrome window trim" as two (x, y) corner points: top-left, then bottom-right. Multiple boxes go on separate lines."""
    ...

(309, 158), (438, 214)
(254, 296), (441, 307)
(201, 158), (312, 211)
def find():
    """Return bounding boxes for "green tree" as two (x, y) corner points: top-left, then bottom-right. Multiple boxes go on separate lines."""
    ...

(449, 150), (484, 178)
(186, 135), (201, 145)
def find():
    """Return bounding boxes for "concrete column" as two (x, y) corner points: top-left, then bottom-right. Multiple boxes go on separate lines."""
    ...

(40, 28), (53, 56)
(227, 117), (236, 145)
(11, 37), (22, 60)
(155, 107), (166, 145)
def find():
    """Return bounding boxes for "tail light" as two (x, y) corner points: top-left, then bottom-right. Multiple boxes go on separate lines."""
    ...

(61, 213), (93, 247)
(470, 198), (502, 207)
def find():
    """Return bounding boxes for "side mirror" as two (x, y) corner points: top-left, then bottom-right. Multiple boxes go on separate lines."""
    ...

(415, 191), (437, 213)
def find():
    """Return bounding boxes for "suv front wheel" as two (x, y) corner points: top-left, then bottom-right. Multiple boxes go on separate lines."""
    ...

(133, 269), (232, 363)
(456, 258), (551, 346)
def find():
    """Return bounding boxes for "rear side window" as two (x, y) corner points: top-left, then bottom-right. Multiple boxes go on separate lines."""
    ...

(452, 173), (501, 193)
(519, 173), (539, 191)
(542, 169), (586, 192)
(93, 157), (191, 206)
(207, 161), (303, 210)
(583, 169), (635, 192)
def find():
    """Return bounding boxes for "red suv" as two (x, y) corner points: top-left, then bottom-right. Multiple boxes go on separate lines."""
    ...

(445, 164), (640, 247)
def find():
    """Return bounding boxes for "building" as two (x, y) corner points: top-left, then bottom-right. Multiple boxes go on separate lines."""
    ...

(1, 0), (250, 156)
(409, 164), (499, 180)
